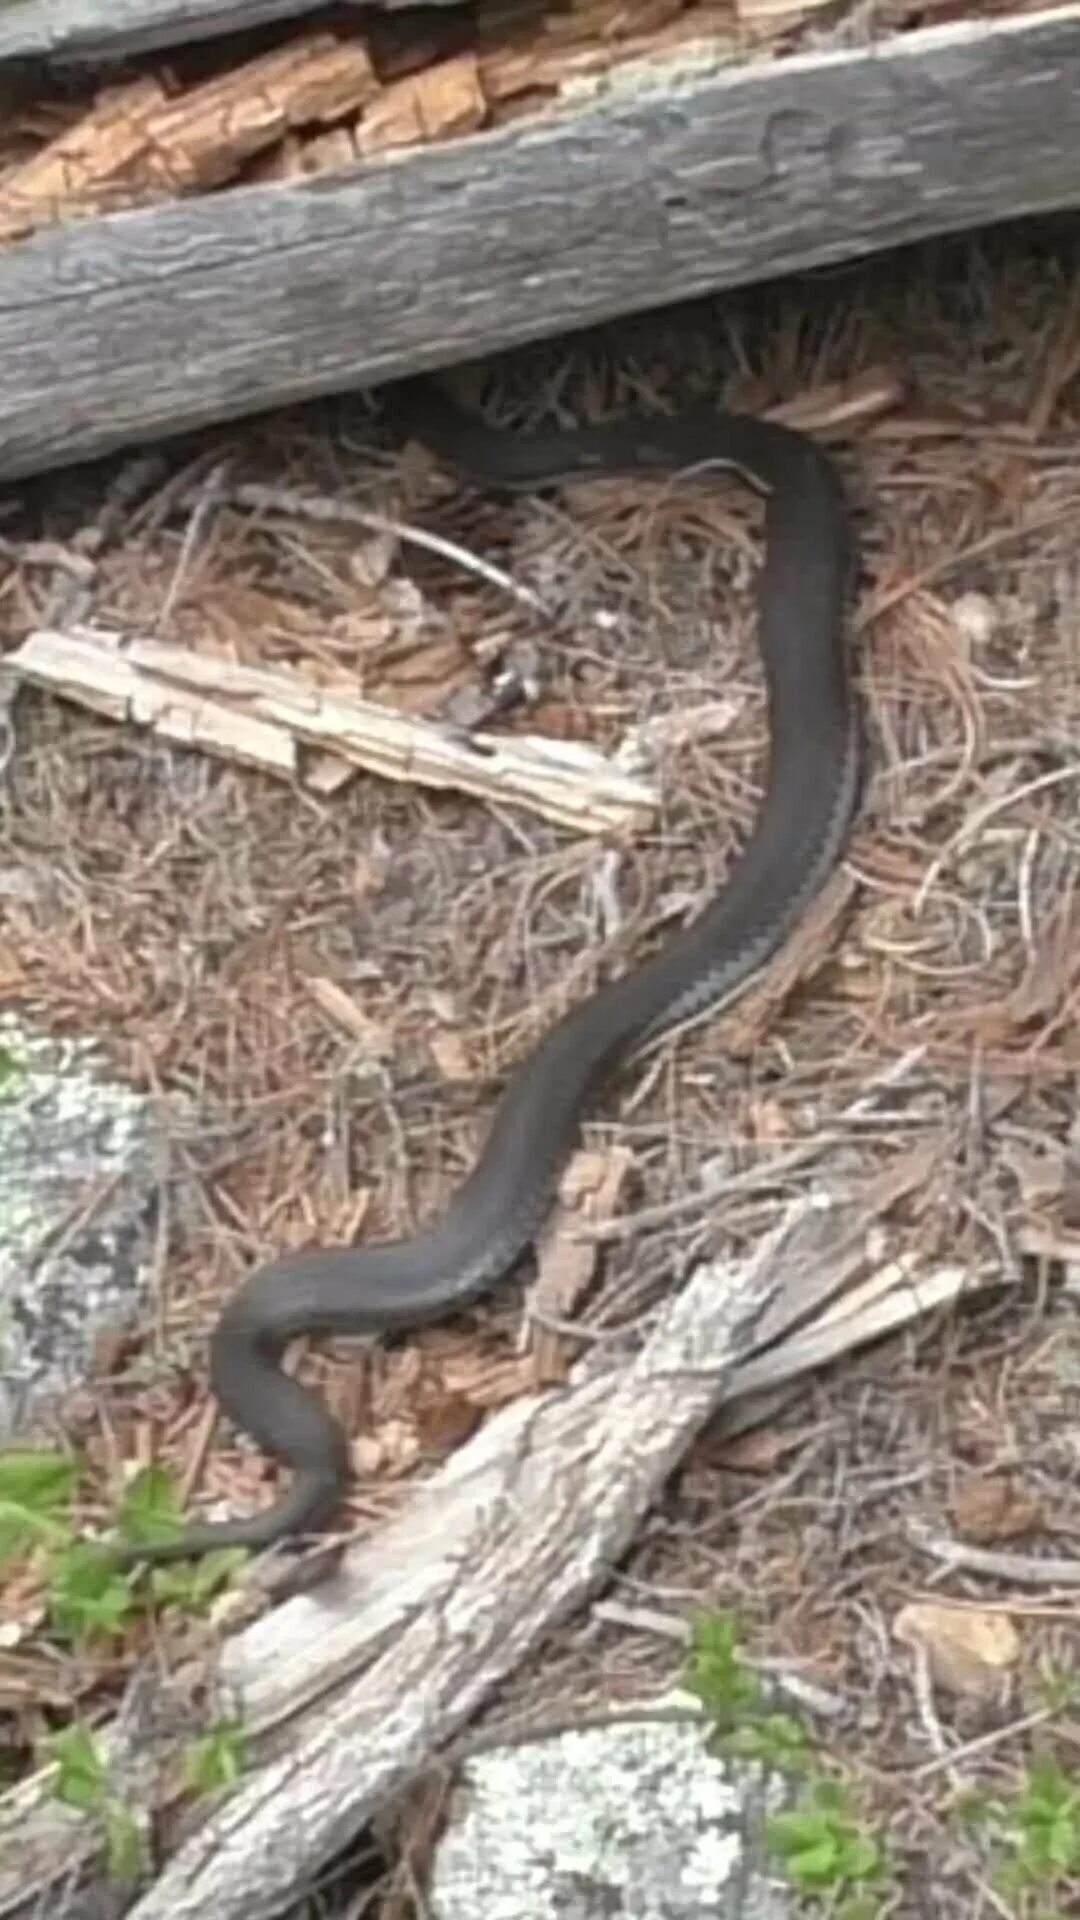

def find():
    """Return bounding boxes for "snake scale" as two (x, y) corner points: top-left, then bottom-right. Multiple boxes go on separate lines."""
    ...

(116, 377), (863, 1566)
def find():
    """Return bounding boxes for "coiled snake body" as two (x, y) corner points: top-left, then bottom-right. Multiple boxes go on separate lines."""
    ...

(121, 380), (863, 1565)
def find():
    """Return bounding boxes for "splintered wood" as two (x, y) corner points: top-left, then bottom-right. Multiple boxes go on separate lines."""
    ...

(530, 1147), (635, 1380)
(0, 0), (824, 240)
(0, 35), (382, 239)
(6, 626), (657, 836)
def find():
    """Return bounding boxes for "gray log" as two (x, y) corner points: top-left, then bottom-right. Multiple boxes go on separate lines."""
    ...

(0, 1183), (874, 1920)
(0, 0), (447, 67)
(1, 6), (1079, 484)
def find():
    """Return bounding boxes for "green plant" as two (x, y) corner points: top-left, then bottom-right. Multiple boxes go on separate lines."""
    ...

(767, 1777), (889, 1917)
(0, 1448), (244, 1642)
(43, 1721), (145, 1882)
(0, 1041), (25, 1100)
(0, 1448), (77, 1563)
(48, 1541), (135, 1640)
(684, 1611), (811, 1777)
(115, 1462), (186, 1548)
(683, 1611), (894, 1917)
(961, 1753), (1080, 1916)
(110, 1463), (246, 1605)
(7, 1455), (251, 1861)
(182, 1720), (249, 1796)
(685, 1609), (764, 1720)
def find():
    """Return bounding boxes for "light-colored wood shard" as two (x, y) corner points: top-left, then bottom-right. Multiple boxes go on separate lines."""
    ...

(6, 626), (658, 836)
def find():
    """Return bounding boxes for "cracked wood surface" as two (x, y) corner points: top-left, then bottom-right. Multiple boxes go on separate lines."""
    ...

(0, 1162), (991, 1920)
(0, 7), (1079, 483)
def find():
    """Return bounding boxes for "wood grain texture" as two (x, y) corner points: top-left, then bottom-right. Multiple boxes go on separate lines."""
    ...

(0, 1173), (982, 1919)
(0, 0), (449, 66)
(0, 5), (1079, 483)
(0, 1193), (848, 1920)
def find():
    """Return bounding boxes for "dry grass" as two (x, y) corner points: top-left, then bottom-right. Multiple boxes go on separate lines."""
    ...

(3, 214), (1080, 1913)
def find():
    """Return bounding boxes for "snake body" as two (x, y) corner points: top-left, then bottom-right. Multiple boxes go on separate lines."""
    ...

(120, 381), (862, 1566)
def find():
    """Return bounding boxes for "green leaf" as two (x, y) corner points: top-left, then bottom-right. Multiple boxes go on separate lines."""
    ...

(48, 1543), (136, 1642)
(1011, 1758), (1080, 1878)
(784, 1835), (842, 1889)
(767, 1785), (886, 1896)
(0, 1448), (79, 1563)
(0, 1044), (24, 1095)
(0, 1448), (77, 1513)
(0, 1498), (69, 1566)
(182, 1721), (248, 1796)
(102, 1802), (145, 1883)
(115, 1465), (184, 1546)
(44, 1722), (108, 1811)
(682, 1609), (761, 1721)
(149, 1546), (248, 1612)
(719, 1714), (813, 1777)
(842, 1832), (883, 1880)
(767, 1809), (833, 1853)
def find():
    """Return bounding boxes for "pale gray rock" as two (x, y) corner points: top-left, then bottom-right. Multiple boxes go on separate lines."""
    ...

(0, 1014), (178, 1438)
(429, 1708), (793, 1920)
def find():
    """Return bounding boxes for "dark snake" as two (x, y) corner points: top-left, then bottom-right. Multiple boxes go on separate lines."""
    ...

(116, 378), (863, 1566)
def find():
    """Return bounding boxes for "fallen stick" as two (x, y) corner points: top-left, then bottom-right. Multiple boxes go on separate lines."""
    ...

(5, 625), (657, 836)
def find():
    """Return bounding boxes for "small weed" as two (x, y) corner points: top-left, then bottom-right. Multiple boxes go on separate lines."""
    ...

(959, 1751), (1080, 1916)
(114, 1462), (187, 1549)
(182, 1720), (249, 1796)
(685, 1609), (764, 1723)
(722, 1710), (815, 1775)
(113, 1463), (247, 1607)
(2, 1439), (252, 1850)
(0, 1041), (25, 1100)
(46, 1719), (108, 1810)
(683, 1611), (894, 1916)
(767, 1777), (890, 1916)
(0, 1446), (245, 1642)
(0, 1447), (77, 1563)
(43, 1721), (145, 1883)
(48, 1541), (135, 1641)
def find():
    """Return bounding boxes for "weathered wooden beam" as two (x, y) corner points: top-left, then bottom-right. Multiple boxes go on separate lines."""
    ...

(0, 0), (442, 68)
(0, 6), (1078, 485)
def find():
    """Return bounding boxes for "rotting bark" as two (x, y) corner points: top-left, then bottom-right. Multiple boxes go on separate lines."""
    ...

(0, 1159), (996, 1920)
(0, 7), (1078, 483)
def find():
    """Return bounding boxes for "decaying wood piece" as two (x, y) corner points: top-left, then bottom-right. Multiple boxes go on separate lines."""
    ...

(0, 1165), (999, 1920)
(0, 34), (381, 241)
(1, 1), (760, 241)
(529, 1145), (636, 1380)
(0, 7), (1078, 482)
(0, 36), (494, 238)
(6, 625), (658, 834)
